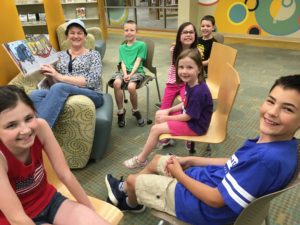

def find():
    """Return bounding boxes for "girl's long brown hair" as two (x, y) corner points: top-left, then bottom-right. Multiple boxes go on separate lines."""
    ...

(176, 48), (204, 84)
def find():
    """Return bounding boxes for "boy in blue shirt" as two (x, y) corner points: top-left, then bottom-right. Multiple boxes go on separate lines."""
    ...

(108, 20), (147, 128)
(105, 74), (300, 225)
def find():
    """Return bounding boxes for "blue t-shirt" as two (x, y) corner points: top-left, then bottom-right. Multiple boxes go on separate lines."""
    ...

(175, 138), (298, 225)
(183, 82), (213, 135)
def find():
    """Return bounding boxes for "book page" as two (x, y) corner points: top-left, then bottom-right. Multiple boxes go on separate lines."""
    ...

(26, 34), (58, 66)
(2, 34), (58, 77)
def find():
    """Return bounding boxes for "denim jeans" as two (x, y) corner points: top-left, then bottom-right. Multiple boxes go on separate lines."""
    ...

(33, 192), (67, 225)
(30, 83), (103, 128)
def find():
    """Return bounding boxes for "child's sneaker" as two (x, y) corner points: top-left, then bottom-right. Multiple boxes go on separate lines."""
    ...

(132, 110), (145, 127)
(105, 174), (126, 205)
(156, 139), (175, 150)
(117, 109), (126, 128)
(117, 197), (146, 213)
(123, 156), (148, 169)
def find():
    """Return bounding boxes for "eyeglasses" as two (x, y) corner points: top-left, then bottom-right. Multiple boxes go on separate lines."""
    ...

(182, 30), (195, 35)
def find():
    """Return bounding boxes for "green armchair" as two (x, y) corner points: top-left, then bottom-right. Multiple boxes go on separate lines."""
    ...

(56, 22), (106, 59)
(9, 74), (113, 169)
(9, 74), (95, 168)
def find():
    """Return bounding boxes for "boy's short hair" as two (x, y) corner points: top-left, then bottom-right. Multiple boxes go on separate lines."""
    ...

(201, 15), (215, 26)
(270, 74), (300, 93)
(124, 20), (137, 27)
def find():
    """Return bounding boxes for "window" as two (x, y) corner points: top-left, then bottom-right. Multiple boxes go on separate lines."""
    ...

(104, 0), (178, 30)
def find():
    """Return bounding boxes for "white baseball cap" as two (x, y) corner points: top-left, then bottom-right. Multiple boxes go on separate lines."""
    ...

(66, 19), (87, 34)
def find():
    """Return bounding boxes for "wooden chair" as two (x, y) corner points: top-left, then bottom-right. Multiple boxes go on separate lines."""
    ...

(106, 37), (161, 124)
(206, 42), (238, 100)
(42, 152), (124, 225)
(152, 145), (300, 225)
(160, 63), (240, 153)
(174, 33), (225, 105)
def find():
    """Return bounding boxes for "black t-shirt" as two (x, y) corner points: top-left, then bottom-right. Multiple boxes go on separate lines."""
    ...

(197, 37), (216, 61)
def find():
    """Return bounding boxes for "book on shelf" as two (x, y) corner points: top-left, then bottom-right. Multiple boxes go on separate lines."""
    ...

(19, 14), (28, 23)
(27, 13), (37, 23)
(86, 0), (97, 2)
(37, 13), (46, 22)
(76, 7), (86, 19)
(2, 34), (58, 77)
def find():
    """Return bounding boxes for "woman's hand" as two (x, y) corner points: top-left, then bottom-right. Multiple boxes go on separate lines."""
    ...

(41, 64), (61, 81)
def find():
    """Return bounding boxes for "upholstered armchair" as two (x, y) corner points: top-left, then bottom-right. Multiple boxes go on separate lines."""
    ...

(56, 22), (106, 59)
(9, 73), (113, 169)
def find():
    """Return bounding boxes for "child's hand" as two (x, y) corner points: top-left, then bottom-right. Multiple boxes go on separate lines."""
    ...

(156, 109), (170, 116)
(155, 115), (169, 124)
(123, 74), (130, 83)
(164, 155), (175, 177)
(166, 156), (184, 178)
(177, 157), (190, 170)
(170, 45), (175, 52)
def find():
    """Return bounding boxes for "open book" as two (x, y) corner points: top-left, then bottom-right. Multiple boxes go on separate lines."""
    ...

(2, 34), (58, 77)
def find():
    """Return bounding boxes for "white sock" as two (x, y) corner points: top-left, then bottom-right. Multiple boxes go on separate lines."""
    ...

(126, 197), (137, 208)
(118, 108), (124, 114)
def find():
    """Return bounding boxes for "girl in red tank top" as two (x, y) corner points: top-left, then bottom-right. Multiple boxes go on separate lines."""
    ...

(0, 85), (109, 225)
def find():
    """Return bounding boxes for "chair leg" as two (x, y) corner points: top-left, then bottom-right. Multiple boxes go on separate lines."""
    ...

(206, 144), (212, 151)
(204, 144), (212, 156)
(189, 142), (196, 154)
(154, 73), (161, 102)
(105, 82), (109, 94)
(146, 84), (152, 124)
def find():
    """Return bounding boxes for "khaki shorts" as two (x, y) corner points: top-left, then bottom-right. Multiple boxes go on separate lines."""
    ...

(135, 155), (177, 216)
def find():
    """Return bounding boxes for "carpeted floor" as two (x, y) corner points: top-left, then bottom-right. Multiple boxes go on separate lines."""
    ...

(72, 34), (300, 225)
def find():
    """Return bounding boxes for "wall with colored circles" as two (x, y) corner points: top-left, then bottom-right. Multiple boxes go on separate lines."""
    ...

(197, 0), (300, 38)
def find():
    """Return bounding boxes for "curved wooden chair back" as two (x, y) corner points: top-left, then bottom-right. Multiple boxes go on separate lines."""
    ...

(160, 63), (240, 144)
(232, 146), (300, 225)
(206, 42), (237, 99)
(42, 152), (124, 225)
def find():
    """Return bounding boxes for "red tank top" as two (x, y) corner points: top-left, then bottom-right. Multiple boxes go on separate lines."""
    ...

(0, 137), (56, 224)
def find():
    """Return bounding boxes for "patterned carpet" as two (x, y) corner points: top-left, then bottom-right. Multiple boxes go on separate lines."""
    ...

(72, 34), (300, 225)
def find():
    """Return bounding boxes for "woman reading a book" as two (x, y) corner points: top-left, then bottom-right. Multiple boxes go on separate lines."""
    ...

(30, 19), (103, 128)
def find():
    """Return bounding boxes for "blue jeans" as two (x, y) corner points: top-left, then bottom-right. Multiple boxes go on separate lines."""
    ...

(30, 83), (103, 128)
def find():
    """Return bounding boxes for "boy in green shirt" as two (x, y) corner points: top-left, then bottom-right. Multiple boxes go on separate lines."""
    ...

(109, 20), (147, 127)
